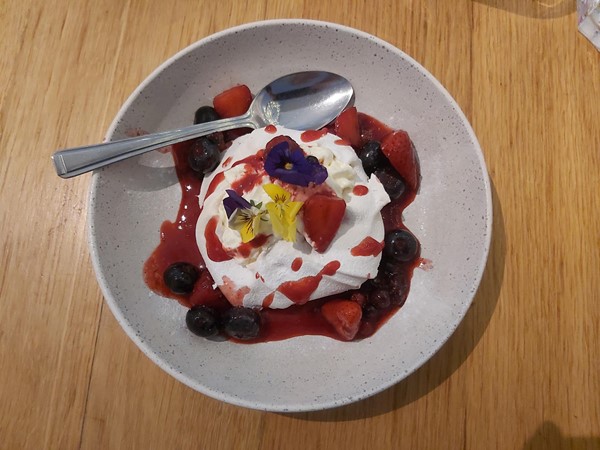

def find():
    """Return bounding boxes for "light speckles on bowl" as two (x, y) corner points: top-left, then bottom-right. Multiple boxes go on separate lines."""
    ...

(88, 19), (492, 412)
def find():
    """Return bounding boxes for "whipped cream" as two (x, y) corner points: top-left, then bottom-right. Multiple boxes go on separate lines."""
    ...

(195, 126), (390, 309)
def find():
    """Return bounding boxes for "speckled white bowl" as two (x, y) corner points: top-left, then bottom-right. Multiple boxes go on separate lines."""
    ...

(89, 19), (492, 412)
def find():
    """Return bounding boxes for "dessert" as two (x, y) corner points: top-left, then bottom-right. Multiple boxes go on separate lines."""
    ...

(196, 127), (390, 310)
(143, 84), (422, 342)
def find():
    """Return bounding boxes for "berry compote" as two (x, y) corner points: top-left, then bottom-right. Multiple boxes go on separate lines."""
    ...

(143, 89), (423, 343)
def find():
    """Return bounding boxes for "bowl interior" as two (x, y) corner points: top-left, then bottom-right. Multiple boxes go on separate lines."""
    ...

(89, 19), (491, 412)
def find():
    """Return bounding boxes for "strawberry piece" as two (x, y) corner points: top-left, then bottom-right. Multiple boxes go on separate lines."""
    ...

(380, 130), (420, 192)
(357, 112), (393, 143)
(321, 300), (363, 341)
(213, 84), (253, 118)
(302, 194), (346, 253)
(334, 107), (362, 148)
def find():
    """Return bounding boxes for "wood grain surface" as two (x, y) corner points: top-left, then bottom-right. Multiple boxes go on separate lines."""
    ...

(1, 0), (599, 449)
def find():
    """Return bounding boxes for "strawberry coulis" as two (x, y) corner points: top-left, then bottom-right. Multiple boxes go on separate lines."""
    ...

(352, 185), (369, 196)
(205, 216), (233, 262)
(220, 275), (251, 306)
(291, 257), (303, 272)
(351, 237), (384, 257)
(235, 234), (269, 258)
(143, 114), (421, 342)
(300, 129), (328, 142)
(276, 261), (340, 305)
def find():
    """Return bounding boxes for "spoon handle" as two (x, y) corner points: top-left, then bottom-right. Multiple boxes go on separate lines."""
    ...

(52, 113), (256, 178)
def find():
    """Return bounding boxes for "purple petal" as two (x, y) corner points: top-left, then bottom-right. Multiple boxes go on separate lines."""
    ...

(270, 167), (311, 186)
(264, 142), (289, 176)
(264, 139), (329, 186)
(309, 164), (328, 185)
(223, 189), (251, 218)
(288, 149), (308, 165)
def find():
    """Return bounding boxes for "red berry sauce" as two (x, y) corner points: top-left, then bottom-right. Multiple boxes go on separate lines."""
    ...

(144, 114), (421, 342)
(351, 237), (384, 257)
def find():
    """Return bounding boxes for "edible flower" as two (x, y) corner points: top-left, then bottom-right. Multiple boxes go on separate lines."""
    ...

(223, 189), (252, 218)
(223, 190), (266, 243)
(264, 141), (328, 187)
(263, 183), (303, 242)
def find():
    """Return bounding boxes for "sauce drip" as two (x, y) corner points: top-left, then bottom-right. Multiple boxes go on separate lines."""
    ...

(230, 151), (265, 194)
(206, 172), (225, 198)
(205, 216), (233, 262)
(351, 237), (384, 257)
(300, 129), (328, 142)
(220, 276), (251, 306)
(291, 257), (303, 272)
(262, 292), (275, 308)
(352, 185), (369, 196)
(277, 261), (340, 305)
(235, 234), (269, 258)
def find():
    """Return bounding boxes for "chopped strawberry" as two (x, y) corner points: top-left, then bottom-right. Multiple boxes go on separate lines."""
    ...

(380, 130), (420, 192)
(321, 300), (362, 341)
(334, 107), (362, 148)
(302, 194), (346, 253)
(357, 112), (393, 143)
(213, 84), (253, 118)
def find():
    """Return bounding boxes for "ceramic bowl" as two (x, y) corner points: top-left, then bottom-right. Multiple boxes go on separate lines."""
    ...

(89, 19), (492, 411)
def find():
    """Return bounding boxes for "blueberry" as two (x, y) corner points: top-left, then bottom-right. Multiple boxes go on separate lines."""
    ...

(383, 229), (420, 263)
(163, 262), (199, 294)
(362, 304), (379, 321)
(188, 137), (220, 174)
(374, 168), (405, 200)
(369, 288), (391, 309)
(388, 273), (410, 306)
(222, 307), (261, 340)
(194, 106), (221, 124)
(186, 306), (219, 337)
(370, 273), (388, 288)
(359, 141), (384, 175)
(306, 155), (320, 165)
(360, 279), (376, 291)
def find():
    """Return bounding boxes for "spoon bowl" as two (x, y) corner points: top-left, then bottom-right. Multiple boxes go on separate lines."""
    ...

(51, 71), (353, 178)
(251, 71), (355, 130)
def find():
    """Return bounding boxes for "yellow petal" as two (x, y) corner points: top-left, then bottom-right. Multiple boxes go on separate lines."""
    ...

(282, 218), (297, 242)
(283, 201), (303, 224)
(239, 222), (255, 243)
(230, 210), (258, 243)
(263, 183), (290, 204)
(266, 202), (285, 237)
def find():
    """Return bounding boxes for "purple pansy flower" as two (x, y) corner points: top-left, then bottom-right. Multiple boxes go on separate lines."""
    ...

(223, 189), (252, 218)
(264, 141), (328, 187)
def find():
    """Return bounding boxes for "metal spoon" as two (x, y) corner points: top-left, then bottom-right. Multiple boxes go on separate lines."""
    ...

(52, 71), (354, 178)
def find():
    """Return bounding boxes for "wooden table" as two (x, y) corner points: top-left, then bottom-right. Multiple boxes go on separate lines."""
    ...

(2, 1), (599, 449)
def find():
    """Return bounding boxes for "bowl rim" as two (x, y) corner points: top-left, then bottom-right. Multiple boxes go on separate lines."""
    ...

(88, 18), (493, 412)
